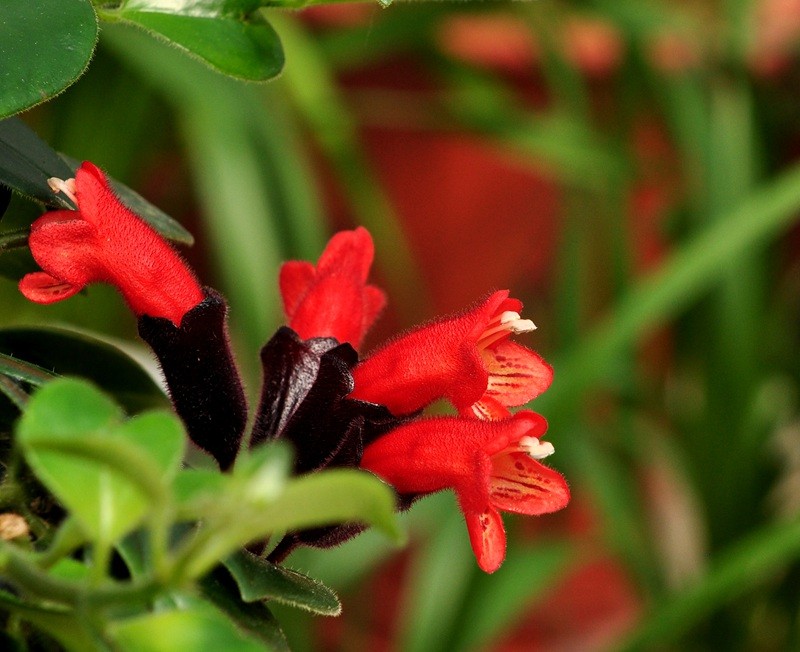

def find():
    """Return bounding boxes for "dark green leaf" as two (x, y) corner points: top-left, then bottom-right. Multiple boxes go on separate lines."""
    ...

(0, 118), (76, 207)
(17, 379), (184, 544)
(201, 570), (290, 651)
(0, 119), (193, 243)
(223, 550), (341, 615)
(0, 0), (98, 118)
(112, 8), (284, 81)
(0, 327), (168, 414)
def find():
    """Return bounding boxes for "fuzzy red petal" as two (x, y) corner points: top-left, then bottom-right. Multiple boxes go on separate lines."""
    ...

(360, 411), (547, 494)
(279, 227), (386, 348)
(489, 451), (570, 515)
(464, 507), (507, 573)
(351, 291), (511, 415)
(18, 272), (84, 303)
(21, 162), (203, 326)
(279, 260), (316, 319)
(468, 340), (553, 418)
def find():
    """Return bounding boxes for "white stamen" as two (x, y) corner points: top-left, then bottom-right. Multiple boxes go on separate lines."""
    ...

(48, 177), (78, 205)
(519, 436), (554, 459)
(478, 311), (537, 349)
(498, 311), (536, 334)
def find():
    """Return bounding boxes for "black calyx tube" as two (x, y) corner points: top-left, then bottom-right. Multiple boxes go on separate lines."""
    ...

(138, 288), (247, 471)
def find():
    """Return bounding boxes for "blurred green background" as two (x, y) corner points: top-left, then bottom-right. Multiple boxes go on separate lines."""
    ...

(6, 1), (800, 649)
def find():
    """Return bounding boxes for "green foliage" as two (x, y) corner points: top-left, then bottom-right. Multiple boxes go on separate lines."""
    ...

(0, 378), (400, 648)
(3, 0), (800, 649)
(0, 0), (98, 119)
(103, 2), (285, 81)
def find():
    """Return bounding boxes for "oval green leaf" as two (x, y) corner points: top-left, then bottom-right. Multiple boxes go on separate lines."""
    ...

(0, 0), (98, 118)
(117, 11), (284, 81)
(0, 327), (168, 414)
(17, 379), (184, 544)
(223, 550), (341, 615)
(0, 119), (76, 208)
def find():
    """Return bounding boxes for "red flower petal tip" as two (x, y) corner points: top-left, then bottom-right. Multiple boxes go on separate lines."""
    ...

(279, 227), (386, 349)
(19, 162), (203, 326)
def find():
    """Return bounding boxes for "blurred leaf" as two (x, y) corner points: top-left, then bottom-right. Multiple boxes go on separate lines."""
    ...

(397, 508), (476, 652)
(223, 550), (341, 615)
(0, 0), (98, 118)
(0, 118), (76, 208)
(173, 468), (229, 510)
(105, 1), (284, 81)
(0, 327), (168, 414)
(618, 517), (800, 650)
(201, 570), (290, 651)
(110, 604), (268, 652)
(451, 542), (574, 650)
(181, 465), (402, 579)
(17, 379), (183, 545)
(539, 161), (800, 417)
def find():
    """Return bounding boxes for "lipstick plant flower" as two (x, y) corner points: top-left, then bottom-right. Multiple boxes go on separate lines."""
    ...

(19, 161), (569, 573)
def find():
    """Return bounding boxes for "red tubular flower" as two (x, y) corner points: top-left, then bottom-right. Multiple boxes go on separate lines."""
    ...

(19, 162), (203, 326)
(280, 227), (386, 349)
(360, 410), (570, 573)
(350, 290), (553, 419)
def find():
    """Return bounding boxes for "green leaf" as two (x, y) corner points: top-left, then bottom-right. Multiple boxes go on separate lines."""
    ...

(180, 466), (402, 580)
(0, 120), (193, 243)
(109, 4), (284, 81)
(173, 469), (229, 510)
(0, 0), (98, 118)
(110, 605), (269, 652)
(223, 550), (341, 615)
(17, 379), (184, 544)
(201, 571), (290, 651)
(0, 118), (76, 208)
(0, 327), (168, 414)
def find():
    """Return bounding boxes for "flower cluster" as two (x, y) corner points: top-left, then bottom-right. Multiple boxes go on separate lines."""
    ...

(20, 161), (569, 573)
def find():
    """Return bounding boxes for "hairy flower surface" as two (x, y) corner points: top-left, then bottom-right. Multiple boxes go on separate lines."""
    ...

(350, 289), (553, 420)
(280, 226), (386, 349)
(280, 228), (568, 571)
(19, 169), (568, 572)
(19, 162), (203, 326)
(360, 410), (569, 572)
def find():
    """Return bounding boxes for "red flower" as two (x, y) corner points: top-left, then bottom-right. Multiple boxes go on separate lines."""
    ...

(350, 290), (553, 419)
(280, 226), (386, 349)
(360, 410), (569, 573)
(19, 162), (203, 326)
(281, 228), (568, 572)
